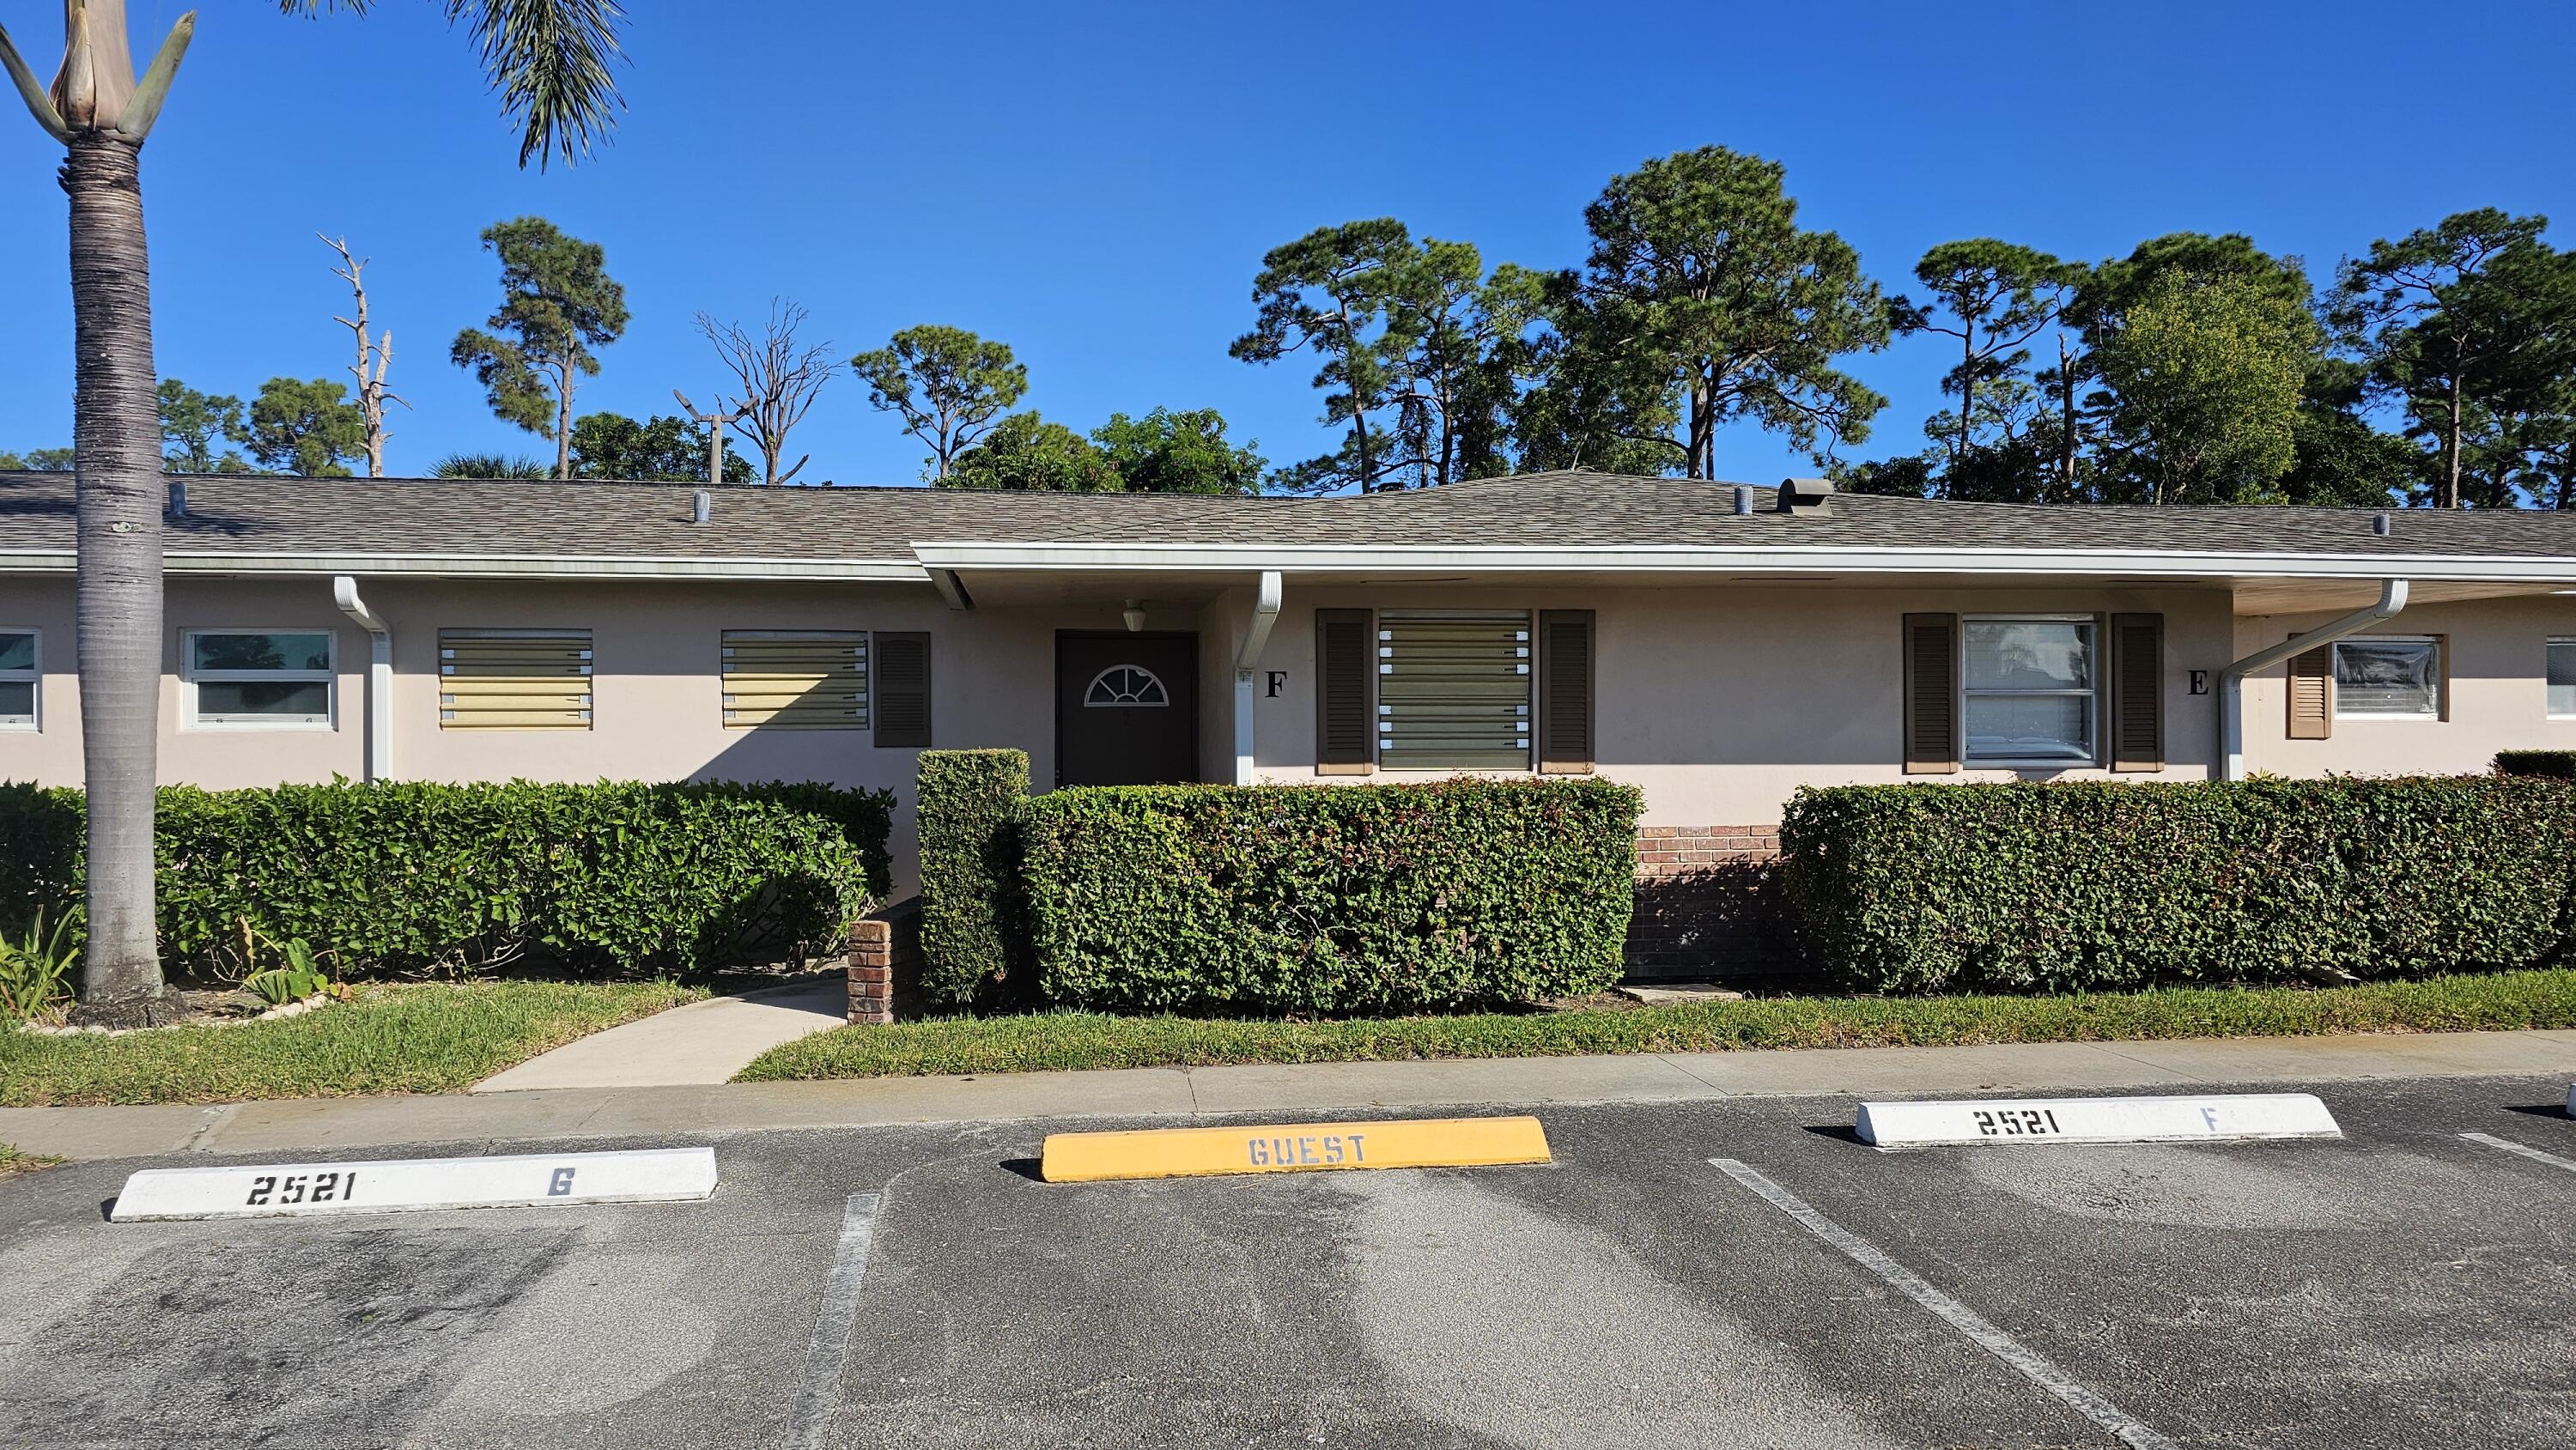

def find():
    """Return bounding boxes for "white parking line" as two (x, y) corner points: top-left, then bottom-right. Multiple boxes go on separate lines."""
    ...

(785, 1192), (880, 1450)
(1709, 1157), (2181, 1450)
(2461, 1131), (2576, 1175)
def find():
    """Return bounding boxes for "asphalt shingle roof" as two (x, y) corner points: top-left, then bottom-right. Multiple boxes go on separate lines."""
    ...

(3, 469), (2573, 562)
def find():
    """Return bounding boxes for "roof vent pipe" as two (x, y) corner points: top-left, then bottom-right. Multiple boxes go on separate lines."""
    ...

(2372, 512), (2391, 537)
(167, 481), (186, 518)
(691, 488), (711, 525)
(1734, 485), (1753, 515)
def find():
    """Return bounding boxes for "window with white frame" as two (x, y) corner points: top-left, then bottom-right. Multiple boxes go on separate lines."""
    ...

(185, 629), (335, 726)
(1962, 616), (2096, 766)
(0, 630), (35, 728)
(2333, 636), (2440, 719)
(2550, 638), (2574, 719)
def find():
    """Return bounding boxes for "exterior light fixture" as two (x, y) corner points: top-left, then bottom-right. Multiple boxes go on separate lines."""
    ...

(1123, 599), (1146, 633)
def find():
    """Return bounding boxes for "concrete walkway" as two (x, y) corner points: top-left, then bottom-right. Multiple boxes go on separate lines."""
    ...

(9, 1028), (2576, 1164)
(469, 976), (849, 1093)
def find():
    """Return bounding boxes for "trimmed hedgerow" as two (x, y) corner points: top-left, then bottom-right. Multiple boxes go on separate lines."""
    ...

(1781, 778), (2576, 993)
(915, 749), (1030, 1009)
(1017, 778), (1643, 1015)
(0, 779), (893, 978)
(2498, 749), (2576, 780)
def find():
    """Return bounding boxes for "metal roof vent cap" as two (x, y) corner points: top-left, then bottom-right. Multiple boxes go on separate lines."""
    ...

(691, 488), (712, 525)
(1733, 484), (1753, 515)
(166, 481), (186, 518)
(1776, 477), (1836, 514)
(2372, 512), (2391, 537)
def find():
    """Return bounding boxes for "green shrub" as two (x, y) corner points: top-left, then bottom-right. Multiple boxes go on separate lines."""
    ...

(915, 749), (1030, 1008)
(1781, 778), (2576, 993)
(1017, 778), (1642, 1015)
(2498, 749), (2576, 780)
(0, 779), (894, 979)
(0, 907), (79, 1023)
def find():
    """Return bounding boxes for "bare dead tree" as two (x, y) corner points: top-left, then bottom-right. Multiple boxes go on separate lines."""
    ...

(696, 299), (837, 485)
(672, 388), (744, 485)
(319, 234), (409, 477)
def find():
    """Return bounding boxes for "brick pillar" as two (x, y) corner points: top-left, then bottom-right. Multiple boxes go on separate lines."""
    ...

(848, 919), (895, 1025)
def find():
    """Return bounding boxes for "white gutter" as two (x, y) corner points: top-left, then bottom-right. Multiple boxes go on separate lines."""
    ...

(0, 551), (927, 582)
(331, 575), (394, 782)
(905, 540), (2576, 585)
(2218, 578), (2409, 782)
(1232, 571), (1283, 786)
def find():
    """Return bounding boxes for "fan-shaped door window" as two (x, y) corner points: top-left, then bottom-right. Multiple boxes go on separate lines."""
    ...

(1084, 664), (1170, 707)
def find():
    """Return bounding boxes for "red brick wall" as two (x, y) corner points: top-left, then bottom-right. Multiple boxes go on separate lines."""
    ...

(845, 905), (924, 1023)
(1627, 825), (1786, 983)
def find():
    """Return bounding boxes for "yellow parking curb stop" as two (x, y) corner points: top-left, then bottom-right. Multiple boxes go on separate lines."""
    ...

(1039, 1115), (1552, 1183)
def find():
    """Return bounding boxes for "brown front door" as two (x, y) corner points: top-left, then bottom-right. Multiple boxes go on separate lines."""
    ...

(1056, 631), (1199, 786)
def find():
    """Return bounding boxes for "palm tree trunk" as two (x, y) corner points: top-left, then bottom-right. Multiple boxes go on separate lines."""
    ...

(64, 130), (173, 1024)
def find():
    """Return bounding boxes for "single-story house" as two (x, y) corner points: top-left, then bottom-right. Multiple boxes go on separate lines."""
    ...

(4, 469), (2573, 975)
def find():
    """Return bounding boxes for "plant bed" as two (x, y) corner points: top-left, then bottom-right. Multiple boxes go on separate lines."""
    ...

(0, 979), (706, 1107)
(735, 968), (2576, 1081)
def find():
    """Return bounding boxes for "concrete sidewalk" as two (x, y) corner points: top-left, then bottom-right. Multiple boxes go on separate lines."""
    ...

(468, 976), (848, 1093)
(9, 1028), (2576, 1164)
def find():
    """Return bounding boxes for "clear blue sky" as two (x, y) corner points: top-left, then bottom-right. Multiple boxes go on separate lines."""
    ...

(4, 0), (2572, 487)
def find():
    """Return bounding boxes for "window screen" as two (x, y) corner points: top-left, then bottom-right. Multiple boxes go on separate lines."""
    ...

(186, 629), (335, 725)
(2334, 637), (2439, 718)
(0, 631), (33, 726)
(1962, 618), (2095, 765)
(1376, 610), (1531, 770)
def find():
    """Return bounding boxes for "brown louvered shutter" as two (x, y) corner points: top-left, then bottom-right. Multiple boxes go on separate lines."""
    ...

(2107, 612), (2165, 773)
(2433, 634), (2451, 722)
(1903, 613), (1959, 774)
(2286, 635), (2330, 740)
(1537, 610), (1595, 774)
(1315, 609), (1374, 774)
(872, 631), (932, 747)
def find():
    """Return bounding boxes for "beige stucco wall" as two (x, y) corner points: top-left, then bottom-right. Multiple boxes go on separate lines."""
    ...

(0, 574), (1149, 896)
(6, 573), (2567, 875)
(1241, 584), (2239, 825)
(2235, 594), (2576, 778)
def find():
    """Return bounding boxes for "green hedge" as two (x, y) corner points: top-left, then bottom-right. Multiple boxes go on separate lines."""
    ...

(0, 779), (894, 977)
(1781, 779), (2576, 993)
(915, 749), (1030, 1008)
(2498, 749), (2576, 780)
(1017, 778), (1642, 1015)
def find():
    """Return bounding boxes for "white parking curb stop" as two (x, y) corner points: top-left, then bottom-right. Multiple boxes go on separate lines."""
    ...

(110, 1146), (719, 1222)
(1856, 1093), (2342, 1150)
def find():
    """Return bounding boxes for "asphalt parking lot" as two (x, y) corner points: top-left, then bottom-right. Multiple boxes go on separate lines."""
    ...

(4, 1074), (2574, 1449)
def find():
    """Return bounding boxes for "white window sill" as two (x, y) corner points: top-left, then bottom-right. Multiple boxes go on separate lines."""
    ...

(2332, 713), (2441, 724)
(183, 719), (337, 731)
(1967, 760), (2100, 771)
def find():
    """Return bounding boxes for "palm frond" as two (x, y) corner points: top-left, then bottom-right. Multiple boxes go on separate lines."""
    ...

(447, 0), (626, 170)
(282, 0), (624, 170)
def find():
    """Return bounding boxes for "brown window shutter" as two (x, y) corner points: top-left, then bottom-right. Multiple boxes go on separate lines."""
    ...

(2108, 612), (2165, 773)
(2286, 634), (2330, 740)
(1315, 609), (1374, 774)
(2433, 634), (2451, 722)
(872, 631), (932, 748)
(1536, 610), (1595, 774)
(1903, 613), (1959, 774)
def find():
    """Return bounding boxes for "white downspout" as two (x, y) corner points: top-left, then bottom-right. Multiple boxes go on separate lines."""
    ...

(2218, 578), (2407, 782)
(1233, 571), (1283, 786)
(332, 575), (393, 782)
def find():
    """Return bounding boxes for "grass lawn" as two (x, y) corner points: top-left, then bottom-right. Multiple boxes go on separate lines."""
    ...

(738, 968), (2576, 1081)
(0, 980), (707, 1107)
(0, 1144), (61, 1179)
